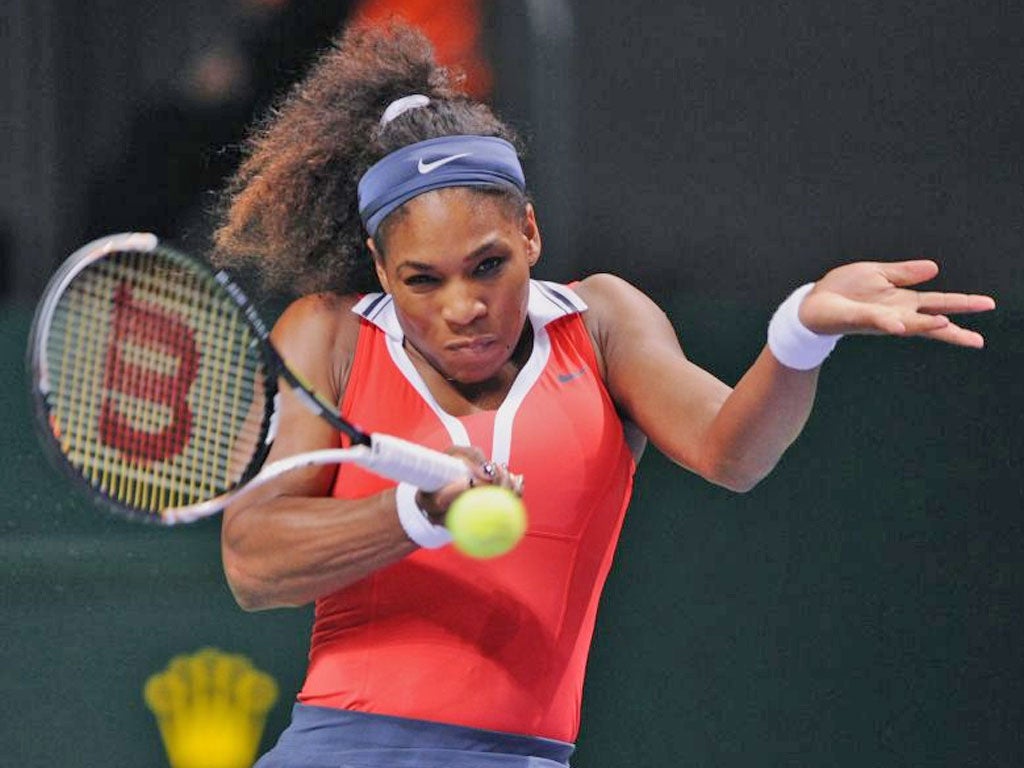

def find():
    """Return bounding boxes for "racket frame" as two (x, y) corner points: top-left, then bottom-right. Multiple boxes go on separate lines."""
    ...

(28, 233), (469, 525)
(27, 233), (336, 522)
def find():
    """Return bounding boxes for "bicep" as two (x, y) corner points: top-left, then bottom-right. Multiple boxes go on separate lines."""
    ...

(224, 295), (355, 515)
(579, 275), (732, 472)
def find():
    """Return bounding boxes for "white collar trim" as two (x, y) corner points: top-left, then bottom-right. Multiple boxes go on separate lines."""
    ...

(351, 280), (586, 459)
(351, 279), (587, 341)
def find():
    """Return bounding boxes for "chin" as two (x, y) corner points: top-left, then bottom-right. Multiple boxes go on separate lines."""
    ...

(450, 350), (515, 384)
(441, 341), (512, 384)
(447, 364), (500, 385)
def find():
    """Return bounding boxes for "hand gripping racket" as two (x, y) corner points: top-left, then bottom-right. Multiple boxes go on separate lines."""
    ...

(27, 232), (470, 524)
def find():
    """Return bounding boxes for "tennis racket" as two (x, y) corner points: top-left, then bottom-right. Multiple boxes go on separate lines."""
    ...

(28, 232), (470, 525)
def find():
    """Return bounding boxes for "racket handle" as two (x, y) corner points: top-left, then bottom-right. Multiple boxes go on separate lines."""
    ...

(364, 434), (470, 491)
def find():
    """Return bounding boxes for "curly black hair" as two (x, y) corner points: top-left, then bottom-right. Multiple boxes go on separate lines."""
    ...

(212, 22), (526, 296)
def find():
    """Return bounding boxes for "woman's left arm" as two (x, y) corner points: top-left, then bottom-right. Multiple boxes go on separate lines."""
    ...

(576, 260), (995, 492)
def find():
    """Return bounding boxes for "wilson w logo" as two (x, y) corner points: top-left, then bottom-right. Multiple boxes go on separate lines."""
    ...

(99, 282), (199, 463)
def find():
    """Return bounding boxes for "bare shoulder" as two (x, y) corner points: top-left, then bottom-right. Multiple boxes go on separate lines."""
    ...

(573, 272), (633, 300)
(273, 292), (360, 339)
(574, 273), (666, 316)
(573, 274), (678, 377)
(272, 292), (363, 402)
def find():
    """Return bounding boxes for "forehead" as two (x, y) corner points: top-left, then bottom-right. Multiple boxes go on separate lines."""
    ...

(380, 188), (519, 249)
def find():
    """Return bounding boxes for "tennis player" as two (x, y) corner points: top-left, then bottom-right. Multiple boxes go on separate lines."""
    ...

(212, 23), (994, 768)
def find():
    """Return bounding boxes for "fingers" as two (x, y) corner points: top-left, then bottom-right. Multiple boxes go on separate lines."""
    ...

(875, 260), (995, 308)
(919, 321), (986, 348)
(876, 259), (939, 287)
(416, 448), (523, 522)
(913, 291), (996, 315)
(856, 304), (907, 336)
(891, 311), (949, 337)
(441, 447), (522, 492)
(859, 307), (985, 347)
(446, 445), (488, 467)
(883, 285), (993, 346)
(806, 259), (993, 348)
(475, 461), (523, 494)
(873, 263), (995, 314)
(824, 296), (912, 336)
(829, 297), (988, 347)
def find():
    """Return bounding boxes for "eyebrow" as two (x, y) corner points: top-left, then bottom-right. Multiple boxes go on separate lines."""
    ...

(395, 237), (506, 274)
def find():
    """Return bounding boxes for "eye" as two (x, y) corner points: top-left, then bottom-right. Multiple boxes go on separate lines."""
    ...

(474, 256), (505, 277)
(404, 273), (439, 288)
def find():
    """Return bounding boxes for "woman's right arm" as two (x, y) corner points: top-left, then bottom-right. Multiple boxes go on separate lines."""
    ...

(220, 293), (420, 611)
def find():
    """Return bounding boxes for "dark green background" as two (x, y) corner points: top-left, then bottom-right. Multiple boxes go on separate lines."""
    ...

(2, 297), (1018, 767)
(3, 1), (1022, 764)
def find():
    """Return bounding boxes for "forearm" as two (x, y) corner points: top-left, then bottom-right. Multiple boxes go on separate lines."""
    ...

(221, 490), (417, 610)
(698, 346), (820, 491)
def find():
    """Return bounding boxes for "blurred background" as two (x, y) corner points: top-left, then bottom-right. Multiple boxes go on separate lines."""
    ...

(2, 1), (1021, 766)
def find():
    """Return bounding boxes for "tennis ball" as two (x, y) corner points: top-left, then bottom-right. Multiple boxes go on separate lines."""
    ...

(446, 485), (527, 559)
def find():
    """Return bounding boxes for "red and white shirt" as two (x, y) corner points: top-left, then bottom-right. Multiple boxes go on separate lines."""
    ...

(298, 281), (638, 743)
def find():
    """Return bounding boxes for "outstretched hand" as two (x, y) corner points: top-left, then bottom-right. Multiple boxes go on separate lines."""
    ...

(799, 260), (996, 348)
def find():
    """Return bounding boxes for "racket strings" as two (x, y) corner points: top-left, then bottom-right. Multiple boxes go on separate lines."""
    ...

(45, 249), (269, 516)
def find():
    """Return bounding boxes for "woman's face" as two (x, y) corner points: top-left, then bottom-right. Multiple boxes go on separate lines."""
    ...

(370, 188), (541, 384)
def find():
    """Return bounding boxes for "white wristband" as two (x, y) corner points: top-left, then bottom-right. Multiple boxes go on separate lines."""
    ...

(767, 283), (843, 370)
(395, 482), (452, 549)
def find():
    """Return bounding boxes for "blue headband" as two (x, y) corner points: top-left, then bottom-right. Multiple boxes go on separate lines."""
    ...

(357, 135), (526, 238)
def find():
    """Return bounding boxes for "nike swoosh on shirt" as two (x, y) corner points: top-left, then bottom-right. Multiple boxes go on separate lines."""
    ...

(557, 367), (588, 383)
(418, 153), (472, 173)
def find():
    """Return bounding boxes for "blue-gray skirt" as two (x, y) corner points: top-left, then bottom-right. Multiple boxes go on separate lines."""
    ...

(254, 704), (576, 768)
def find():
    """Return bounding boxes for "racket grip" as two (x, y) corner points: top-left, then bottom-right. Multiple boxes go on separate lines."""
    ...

(365, 434), (470, 491)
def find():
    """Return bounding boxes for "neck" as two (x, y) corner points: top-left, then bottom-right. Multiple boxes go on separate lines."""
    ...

(405, 322), (534, 411)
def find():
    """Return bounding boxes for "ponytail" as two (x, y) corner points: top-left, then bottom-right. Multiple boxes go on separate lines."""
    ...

(213, 22), (522, 296)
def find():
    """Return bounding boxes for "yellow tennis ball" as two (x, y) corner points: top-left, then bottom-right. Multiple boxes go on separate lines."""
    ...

(446, 485), (527, 559)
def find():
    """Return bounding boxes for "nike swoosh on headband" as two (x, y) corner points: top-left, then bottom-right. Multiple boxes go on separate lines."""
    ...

(418, 153), (472, 174)
(358, 136), (525, 237)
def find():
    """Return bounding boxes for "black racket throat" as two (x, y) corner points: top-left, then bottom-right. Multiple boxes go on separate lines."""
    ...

(274, 362), (370, 446)
(213, 266), (371, 448)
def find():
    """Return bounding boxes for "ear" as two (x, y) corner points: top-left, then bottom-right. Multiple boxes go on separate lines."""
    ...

(523, 203), (542, 267)
(367, 237), (391, 293)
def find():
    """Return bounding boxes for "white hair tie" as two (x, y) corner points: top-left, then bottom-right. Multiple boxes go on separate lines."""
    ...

(380, 94), (430, 126)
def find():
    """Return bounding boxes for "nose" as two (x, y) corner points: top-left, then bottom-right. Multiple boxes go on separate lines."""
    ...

(440, 281), (487, 327)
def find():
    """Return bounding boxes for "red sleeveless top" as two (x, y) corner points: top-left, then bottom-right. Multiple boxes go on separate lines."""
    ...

(297, 281), (637, 742)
